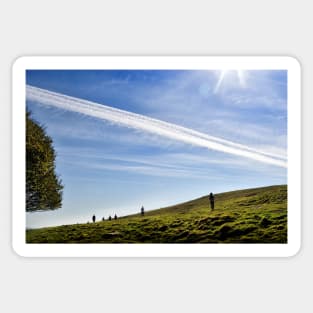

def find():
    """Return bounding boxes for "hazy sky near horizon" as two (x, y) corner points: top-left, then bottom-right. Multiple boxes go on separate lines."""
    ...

(26, 69), (287, 228)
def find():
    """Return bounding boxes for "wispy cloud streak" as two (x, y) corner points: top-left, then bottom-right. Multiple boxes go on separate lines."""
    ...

(26, 85), (287, 168)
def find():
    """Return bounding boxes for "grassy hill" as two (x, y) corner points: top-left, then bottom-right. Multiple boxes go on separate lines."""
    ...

(26, 185), (287, 243)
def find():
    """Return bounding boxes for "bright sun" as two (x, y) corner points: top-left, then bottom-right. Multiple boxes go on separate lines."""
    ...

(214, 70), (246, 94)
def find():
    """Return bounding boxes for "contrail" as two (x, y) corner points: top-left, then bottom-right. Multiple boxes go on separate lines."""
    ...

(26, 85), (287, 168)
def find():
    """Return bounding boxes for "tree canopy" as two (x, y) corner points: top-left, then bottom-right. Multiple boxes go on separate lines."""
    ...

(26, 110), (63, 212)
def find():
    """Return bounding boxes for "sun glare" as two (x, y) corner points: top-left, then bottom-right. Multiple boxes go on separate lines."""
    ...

(237, 70), (246, 88)
(214, 70), (246, 94)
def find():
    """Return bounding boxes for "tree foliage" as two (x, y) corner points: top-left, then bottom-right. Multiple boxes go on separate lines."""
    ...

(26, 111), (63, 212)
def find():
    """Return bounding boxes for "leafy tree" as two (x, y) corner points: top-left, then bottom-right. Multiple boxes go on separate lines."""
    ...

(26, 110), (63, 212)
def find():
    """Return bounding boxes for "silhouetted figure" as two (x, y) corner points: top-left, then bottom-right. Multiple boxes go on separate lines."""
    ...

(114, 214), (117, 220)
(108, 215), (112, 221)
(92, 215), (96, 223)
(209, 192), (215, 210)
(102, 217), (105, 221)
(141, 206), (145, 216)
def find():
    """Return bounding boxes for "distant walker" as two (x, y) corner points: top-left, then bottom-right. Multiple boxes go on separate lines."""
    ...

(141, 206), (144, 216)
(209, 192), (215, 210)
(92, 214), (96, 223)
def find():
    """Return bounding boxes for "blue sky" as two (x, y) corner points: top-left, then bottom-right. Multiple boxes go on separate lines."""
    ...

(26, 69), (287, 228)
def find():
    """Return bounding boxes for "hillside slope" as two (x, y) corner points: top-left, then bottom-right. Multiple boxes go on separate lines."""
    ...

(26, 185), (287, 243)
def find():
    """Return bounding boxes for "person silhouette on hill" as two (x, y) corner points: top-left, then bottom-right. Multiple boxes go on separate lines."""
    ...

(141, 206), (144, 216)
(108, 215), (112, 221)
(92, 215), (96, 223)
(102, 217), (105, 221)
(114, 214), (117, 220)
(209, 192), (215, 210)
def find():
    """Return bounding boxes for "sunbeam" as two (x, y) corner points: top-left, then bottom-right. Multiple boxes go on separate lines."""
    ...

(214, 70), (247, 93)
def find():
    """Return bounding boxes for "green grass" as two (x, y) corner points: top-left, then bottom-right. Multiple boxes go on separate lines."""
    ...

(26, 184), (287, 243)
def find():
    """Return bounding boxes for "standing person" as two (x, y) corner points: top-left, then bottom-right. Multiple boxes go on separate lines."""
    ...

(141, 206), (144, 216)
(92, 214), (96, 223)
(114, 214), (117, 220)
(209, 192), (215, 210)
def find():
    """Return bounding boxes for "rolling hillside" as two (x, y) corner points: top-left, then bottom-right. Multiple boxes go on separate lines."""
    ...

(26, 184), (287, 243)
